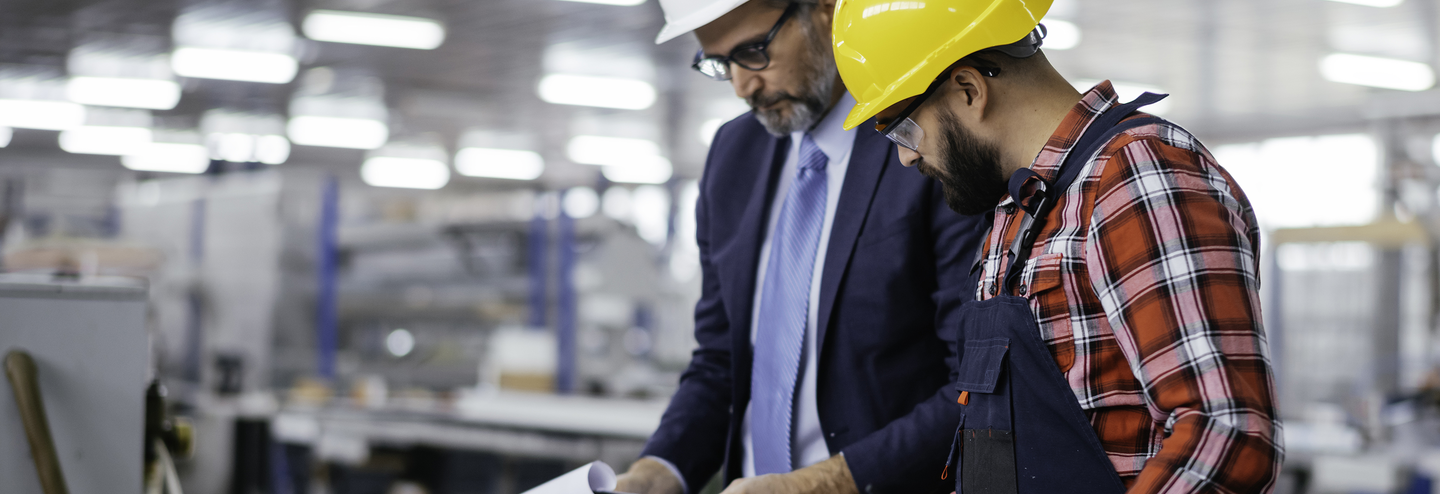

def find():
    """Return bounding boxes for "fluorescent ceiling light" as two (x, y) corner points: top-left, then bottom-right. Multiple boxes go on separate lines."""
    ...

(67, 77), (181, 110)
(1326, 0), (1403, 6)
(361, 156), (450, 189)
(205, 132), (290, 164)
(171, 47), (298, 84)
(59, 126), (153, 156)
(122, 143), (211, 174)
(255, 135), (290, 165)
(1320, 53), (1435, 91)
(1043, 20), (1082, 50)
(603, 156), (673, 184)
(567, 135), (662, 166)
(302, 10), (446, 50)
(556, 0), (646, 5)
(0, 127), (10, 148)
(287, 116), (389, 149)
(563, 187), (600, 218)
(539, 74), (655, 110)
(0, 99), (86, 130)
(211, 132), (255, 162)
(455, 148), (545, 180)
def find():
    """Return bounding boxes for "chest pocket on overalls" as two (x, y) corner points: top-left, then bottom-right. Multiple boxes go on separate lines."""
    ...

(955, 338), (1009, 395)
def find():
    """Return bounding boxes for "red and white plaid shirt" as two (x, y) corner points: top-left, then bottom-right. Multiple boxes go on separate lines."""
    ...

(974, 81), (1283, 493)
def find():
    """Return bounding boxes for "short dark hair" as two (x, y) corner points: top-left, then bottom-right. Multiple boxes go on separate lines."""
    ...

(954, 28), (1046, 79)
(951, 48), (1048, 84)
(762, 0), (819, 10)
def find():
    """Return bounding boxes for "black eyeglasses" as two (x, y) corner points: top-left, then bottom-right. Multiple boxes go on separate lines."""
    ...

(691, 3), (797, 81)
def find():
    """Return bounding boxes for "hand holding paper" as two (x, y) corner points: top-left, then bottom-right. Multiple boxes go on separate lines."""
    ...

(614, 457), (685, 494)
(717, 456), (859, 494)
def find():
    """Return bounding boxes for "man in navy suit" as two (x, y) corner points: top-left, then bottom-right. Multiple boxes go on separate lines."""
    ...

(614, 1), (985, 493)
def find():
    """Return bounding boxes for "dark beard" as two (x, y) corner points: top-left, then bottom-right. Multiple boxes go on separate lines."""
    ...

(917, 107), (1008, 215)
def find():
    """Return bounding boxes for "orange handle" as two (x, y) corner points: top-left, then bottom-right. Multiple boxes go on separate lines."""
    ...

(5, 350), (69, 494)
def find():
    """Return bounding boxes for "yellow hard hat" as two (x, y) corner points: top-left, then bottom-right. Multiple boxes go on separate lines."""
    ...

(833, 0), (1054, 130)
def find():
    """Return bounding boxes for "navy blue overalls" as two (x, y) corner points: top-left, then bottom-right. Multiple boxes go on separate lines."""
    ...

(944, 93), (1168, 494)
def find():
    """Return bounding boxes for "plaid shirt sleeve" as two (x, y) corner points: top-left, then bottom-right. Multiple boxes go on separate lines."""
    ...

(1083, 133), (1283, 493)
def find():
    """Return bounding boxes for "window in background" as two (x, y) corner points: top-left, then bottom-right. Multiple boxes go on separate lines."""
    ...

(1212, 133), (1379, 229)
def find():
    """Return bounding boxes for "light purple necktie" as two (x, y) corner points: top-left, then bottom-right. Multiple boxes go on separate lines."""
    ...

(752, 134), (828, 475)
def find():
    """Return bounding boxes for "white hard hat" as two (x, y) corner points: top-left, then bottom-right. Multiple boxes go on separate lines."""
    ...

(654, 0), (750, 44)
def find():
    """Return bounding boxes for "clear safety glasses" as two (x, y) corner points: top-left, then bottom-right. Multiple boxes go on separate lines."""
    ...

(876, 64), (1000, 152)
(691, 4), (797, 81)
(882, 116), (927, 153)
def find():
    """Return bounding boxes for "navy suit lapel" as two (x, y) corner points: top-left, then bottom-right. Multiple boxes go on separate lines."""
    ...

(816, 123), (890, 351)
(724, 132), (791, 364)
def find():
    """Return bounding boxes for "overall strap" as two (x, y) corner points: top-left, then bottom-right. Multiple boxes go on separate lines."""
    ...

(1001, 93), (1169, 293)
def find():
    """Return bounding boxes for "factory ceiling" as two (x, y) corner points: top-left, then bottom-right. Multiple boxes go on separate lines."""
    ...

(0, 0), (1436, 189)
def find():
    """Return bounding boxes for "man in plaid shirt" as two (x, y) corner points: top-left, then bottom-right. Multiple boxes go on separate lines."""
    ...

(830, 0), (1283, 493)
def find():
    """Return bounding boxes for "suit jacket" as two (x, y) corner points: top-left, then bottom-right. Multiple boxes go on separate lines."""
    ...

(641, 111), (985, 494)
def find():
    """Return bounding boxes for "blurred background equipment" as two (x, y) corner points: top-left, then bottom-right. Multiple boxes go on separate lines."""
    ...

(7, 350), (70, 494)
(0, 275), (148, 494)
(143, 380), (193, 494)
(4, 0), (1440, 492)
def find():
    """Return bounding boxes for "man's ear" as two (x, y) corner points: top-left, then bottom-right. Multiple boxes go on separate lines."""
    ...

(948, 65), (989, 121)
(816, 0), (839, 27)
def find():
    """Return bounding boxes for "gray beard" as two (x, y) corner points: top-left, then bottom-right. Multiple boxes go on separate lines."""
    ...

(747, 16), (837, 137)
(755, 97), (821, 137)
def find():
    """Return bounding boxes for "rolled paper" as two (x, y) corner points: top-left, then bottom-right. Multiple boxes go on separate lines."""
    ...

(521, 460), (633, 494)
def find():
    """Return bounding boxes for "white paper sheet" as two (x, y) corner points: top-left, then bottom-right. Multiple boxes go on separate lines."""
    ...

(521, 460), (633, 494)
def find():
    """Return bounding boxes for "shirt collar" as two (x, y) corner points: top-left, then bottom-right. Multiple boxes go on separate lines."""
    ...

(996, 81), (1121, 209)
(1028, 80), (1121, 184)
(793, 91), (857, 161)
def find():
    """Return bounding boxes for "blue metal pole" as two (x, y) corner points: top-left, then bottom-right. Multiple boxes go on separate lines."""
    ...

(270, 439), (293, 494)
(189, 199), (205, 261)
(527, 202), (549, 329)
(183, 199), (206, 384)
(556, 191), (577, 394)
(633, 303), (653, 359)
(315, 177), (339, 380)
